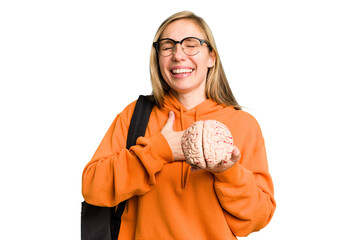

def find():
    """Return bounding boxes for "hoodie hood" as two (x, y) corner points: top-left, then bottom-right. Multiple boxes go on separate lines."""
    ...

(162, 92), (226, 188)
(163, 92), (224, 128)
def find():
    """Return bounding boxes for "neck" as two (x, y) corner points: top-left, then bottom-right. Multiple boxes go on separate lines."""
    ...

(170, 89), (206, 110)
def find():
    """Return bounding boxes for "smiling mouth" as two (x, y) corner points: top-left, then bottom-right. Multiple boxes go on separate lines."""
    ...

(171, 68), (194, 74)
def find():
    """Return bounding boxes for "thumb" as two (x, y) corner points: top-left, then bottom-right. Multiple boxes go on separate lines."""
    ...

(162, 111), (175, 131)
(230, 145), (241, 162)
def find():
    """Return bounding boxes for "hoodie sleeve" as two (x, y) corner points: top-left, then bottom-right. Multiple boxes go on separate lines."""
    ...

(82, 111), (173, 207)
(213, 113), (276, 236)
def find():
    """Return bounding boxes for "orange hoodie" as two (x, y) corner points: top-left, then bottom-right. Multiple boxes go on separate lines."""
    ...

(82, 93), (276, 240)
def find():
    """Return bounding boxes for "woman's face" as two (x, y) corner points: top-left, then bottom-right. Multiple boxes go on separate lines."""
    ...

(158, 19), (215, 97)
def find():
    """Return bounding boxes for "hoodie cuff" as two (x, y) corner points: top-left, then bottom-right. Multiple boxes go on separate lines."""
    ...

(147, 132), (174, 163)
(213, 163), (246, 184)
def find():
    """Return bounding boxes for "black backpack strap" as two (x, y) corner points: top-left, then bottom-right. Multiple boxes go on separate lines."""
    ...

(126, 95), (154, 149)
(111, 95), (154, 240)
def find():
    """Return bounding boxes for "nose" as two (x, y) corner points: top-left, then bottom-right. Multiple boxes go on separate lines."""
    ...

(172, 43), (186, 61)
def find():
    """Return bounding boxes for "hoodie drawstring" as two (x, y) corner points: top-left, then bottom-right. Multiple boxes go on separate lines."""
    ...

(180, 107), (199, 189)
(195, 106), (199, 122)
(180, 106), (188, 188)
(180, 106), (185, 131)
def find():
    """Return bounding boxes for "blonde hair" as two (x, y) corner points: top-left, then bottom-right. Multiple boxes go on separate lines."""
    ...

(150, 11), (241, 110)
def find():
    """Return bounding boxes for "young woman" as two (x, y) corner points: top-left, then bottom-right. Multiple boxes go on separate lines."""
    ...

(82, 11), (276, 239)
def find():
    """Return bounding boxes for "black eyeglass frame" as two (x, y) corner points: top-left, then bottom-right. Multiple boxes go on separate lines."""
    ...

(153, 37), (212, 56)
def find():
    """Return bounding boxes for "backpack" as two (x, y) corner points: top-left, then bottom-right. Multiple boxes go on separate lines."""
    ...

(81, 95), (154, 240)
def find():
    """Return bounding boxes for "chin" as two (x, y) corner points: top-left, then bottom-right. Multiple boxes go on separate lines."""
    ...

(171, 83), (196, 93)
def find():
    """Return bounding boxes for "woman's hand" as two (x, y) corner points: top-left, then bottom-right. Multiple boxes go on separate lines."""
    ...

(207, 146), (241, 173)
(161, 111), (185, 161)
(189, 145), (241, 173)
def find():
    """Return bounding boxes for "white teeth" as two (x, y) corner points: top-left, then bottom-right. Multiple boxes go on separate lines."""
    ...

(172, 69), (193, 74)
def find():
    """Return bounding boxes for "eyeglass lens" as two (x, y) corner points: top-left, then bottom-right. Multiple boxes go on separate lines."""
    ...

(157, 38), (201, 56)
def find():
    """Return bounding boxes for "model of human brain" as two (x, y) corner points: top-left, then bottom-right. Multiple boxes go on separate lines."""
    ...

(181, 120), (233, 169)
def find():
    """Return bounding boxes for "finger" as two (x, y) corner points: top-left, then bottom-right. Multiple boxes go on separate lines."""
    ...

(191, 166), (201, 172)
(231, 145), (241, 162)
(162, 111), (175, 131)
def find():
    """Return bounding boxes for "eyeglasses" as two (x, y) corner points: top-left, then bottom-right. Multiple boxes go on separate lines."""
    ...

(153, 37), (211, 57)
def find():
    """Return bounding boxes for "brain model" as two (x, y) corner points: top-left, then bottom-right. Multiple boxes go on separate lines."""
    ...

(181, 120), (233, 169)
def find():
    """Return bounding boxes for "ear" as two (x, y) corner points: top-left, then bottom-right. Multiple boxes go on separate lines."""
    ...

(207, 50), (216, 68)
